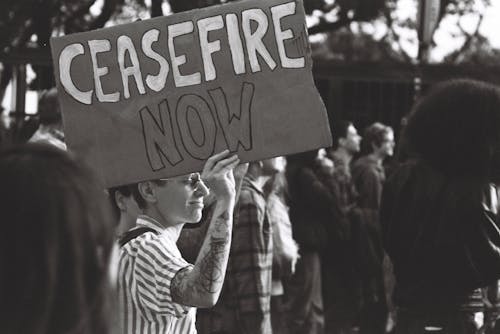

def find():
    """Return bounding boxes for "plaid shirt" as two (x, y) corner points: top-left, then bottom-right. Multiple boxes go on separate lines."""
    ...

(227, 176), (273, 334)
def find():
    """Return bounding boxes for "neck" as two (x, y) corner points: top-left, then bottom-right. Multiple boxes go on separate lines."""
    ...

(335, 147), (353, 165)
(166, 223), (184, 241)
(142, 210), (184, 241)
(246, 165), (272, 189)
(368, 151), (384, 165)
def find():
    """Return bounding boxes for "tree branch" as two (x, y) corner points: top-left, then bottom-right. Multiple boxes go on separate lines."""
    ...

(308, 16), (353, 35)
(63, 0), (96, 26)
(151, 0), (163, 17)
(89, 0), (122, 30)
(445, 13), (484, 63)
(383, 9), (412, 62)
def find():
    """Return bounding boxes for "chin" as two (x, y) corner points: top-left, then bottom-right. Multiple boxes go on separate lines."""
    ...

(185, 212), (203, 223)
(185, 220), (201, 226)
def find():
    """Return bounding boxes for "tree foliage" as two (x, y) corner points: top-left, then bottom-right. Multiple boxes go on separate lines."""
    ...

(312, 0), (497, 64)
(0, 0), (124, 89)
(305, 0), (386, 34)
(0, 0), (125, 53)
(0, 0), (497, 94)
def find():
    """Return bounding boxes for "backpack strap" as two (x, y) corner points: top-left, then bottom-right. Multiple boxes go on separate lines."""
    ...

(118, 227), (158, 247)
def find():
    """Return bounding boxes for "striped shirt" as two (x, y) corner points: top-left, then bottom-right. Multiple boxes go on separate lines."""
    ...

(118, 215), (197, 334)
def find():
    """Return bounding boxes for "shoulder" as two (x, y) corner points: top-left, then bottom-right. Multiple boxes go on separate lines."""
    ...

(267, 194), (289, 221)
(353, 156), (369, 168)
(353, 159), (378, 178)
(353, 156), (379, 170)
(123, 231), (186, 265)
(293, 166), (319, 184)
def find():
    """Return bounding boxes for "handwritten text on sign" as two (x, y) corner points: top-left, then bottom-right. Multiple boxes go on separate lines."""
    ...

(51, 0), (332, 187)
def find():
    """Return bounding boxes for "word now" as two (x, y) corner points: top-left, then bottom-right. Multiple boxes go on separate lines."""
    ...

(58, 1), (304, 105)
(140, 82), (254, 171)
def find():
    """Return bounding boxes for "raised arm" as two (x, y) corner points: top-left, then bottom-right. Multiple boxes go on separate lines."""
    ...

(176, 162), (248, 263)
(171, 150), (239, 308)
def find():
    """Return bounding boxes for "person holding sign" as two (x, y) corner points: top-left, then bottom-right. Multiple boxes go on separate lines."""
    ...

(117, 150), (239, 334)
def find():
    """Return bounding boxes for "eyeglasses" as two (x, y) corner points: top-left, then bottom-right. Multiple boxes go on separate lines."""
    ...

(159, 173), (202, 188)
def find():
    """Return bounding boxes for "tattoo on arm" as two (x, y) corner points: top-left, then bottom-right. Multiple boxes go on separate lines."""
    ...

(171, 210), (232, 304)
(171, 267), (194, 303)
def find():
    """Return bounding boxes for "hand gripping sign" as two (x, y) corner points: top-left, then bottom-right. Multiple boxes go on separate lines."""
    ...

(51, 0), (332, 187)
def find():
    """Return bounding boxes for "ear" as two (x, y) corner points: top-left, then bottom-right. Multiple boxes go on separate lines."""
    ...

(137, 181), (157, 205)
(372, 142), (380, 152)
(338, 137), (346, 148)
(114, 192), (127, 212)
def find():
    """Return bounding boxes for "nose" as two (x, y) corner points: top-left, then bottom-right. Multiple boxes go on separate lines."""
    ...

(194, 180), (210, 197)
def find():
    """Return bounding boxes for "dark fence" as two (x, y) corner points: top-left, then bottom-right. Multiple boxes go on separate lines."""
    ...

(2, 51), (500, 146)
(313, 61), (500, 138)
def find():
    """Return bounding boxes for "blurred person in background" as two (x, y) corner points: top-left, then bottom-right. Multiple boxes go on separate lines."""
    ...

(195, 158), (278, 334)
(108, 185), (141, 236)
(0, 143), (115, 334)
(353, 122), (394, 210)
(29, 88), (66, 150)
(107, 184), (142, 331)
(285, 149), (346, 334)
(351, 122), (395, 334)
(264, 156), (300, 334)
(213, 158), (281, 334)
(381, 79), (500, 334)
(323, 121), (362, 334)
(117, 150), (239, 334)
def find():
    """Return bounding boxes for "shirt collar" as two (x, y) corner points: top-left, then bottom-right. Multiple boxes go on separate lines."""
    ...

(136, 215), (182, 241)
(242, 176), (265, 196)
(136, 214), (163, 230)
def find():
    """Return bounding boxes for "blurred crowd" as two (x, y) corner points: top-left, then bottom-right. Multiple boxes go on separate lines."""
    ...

(2, 78), (500, 334)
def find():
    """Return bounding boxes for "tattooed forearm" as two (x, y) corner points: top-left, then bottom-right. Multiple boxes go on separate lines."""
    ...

(171, 210), (232, 306)
(199, 210), (231, 293)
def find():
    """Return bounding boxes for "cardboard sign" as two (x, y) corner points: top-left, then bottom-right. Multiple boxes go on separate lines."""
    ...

(51, 0), (332, 187)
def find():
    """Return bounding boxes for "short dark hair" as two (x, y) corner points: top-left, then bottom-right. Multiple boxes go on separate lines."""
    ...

(405, 79), (500, 181)
(360, 122), (393, 155)
(0, 143), (114, 333)
(332, 120), (353, 149)
(108, 184), (139, 220)
(126, 180), (167, 210)
(37, 88), (62, 125)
